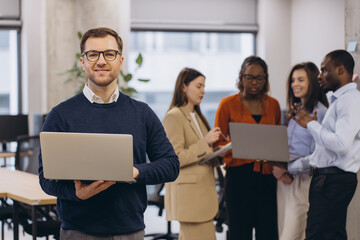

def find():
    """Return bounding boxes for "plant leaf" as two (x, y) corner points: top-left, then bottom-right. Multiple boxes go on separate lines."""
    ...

(119, 70), (126, 78)
(135, 53), (143, 67)
(137, 78), (150, 82)
(124, 73), (133, 82)
(77, 32), (83, 40)
(120, 86), (137, 97)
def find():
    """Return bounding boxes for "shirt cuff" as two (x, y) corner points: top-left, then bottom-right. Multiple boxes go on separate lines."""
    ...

(307, 120), (320, 134)
(288, 157), (310, 175)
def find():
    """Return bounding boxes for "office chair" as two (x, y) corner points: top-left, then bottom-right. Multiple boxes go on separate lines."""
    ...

(15, 135), (61, 240)
(0, 198), (13, 240)
(145, 183), (178, 240)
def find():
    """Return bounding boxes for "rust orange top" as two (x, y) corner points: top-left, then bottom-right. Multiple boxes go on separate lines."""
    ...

(215, 93), (281, 174)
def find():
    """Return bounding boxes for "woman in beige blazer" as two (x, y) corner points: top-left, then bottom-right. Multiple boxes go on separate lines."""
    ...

(162, 68), (222, 240)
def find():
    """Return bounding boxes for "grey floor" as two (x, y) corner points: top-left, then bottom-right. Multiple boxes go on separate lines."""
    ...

(2, 205), (228, 240)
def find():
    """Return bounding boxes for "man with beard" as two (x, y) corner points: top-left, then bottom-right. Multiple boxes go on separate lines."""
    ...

(291, 49), (360, 240)
(38, 27), (179, 240)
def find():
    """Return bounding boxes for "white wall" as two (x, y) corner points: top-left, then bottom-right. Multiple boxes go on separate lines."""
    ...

(291, 0), (345, 66)
(258, 0), (345, 109)
(258, 0), (291, 109)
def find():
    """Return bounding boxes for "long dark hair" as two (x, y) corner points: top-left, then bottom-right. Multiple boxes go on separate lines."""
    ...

(237, 56), (270, 96)
(287, 62), (329, 119)
(168, 68), (211, 130)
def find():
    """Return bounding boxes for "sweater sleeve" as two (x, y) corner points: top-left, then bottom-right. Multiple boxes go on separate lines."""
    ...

(38, 109), (81, 201)
(134, 106), (179, 185)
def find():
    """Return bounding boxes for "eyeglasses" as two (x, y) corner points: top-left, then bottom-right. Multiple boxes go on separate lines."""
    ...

(82, 49), (122, 62)
(243, 74), (266, 83)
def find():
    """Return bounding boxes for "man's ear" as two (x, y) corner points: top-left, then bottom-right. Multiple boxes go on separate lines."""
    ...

(119, 56), (124, 69)
(337, 65), (344, 76)
(80, 57), (85, 71)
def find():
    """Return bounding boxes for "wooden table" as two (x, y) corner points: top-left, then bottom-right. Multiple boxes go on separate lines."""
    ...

(0, 168), (57, 240)
(0, 152), (15, 168)
(0, 152), (15, 158)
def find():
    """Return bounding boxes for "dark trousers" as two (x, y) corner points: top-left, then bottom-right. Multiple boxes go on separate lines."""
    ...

(60, 229), (145, 240)
(225, 163), (278, 240)
(305, 171), (357, 240)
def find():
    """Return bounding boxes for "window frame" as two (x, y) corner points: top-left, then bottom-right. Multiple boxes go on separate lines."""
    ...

(0, 24), (22, 114)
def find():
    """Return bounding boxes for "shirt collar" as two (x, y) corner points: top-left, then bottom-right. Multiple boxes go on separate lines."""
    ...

(331, 82), (357, 103)
(83, 83), (119, 104)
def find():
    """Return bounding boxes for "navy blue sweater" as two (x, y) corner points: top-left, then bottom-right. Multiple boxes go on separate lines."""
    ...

(38, 92), (179, 236)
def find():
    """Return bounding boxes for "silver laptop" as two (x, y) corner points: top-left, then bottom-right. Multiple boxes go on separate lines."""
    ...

(40, 132), (135, 182)
(229, 122), (298, 162)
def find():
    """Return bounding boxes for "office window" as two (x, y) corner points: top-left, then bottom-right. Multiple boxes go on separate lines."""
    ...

(0, 29), (19, 114)
(128, 31), (255, 126)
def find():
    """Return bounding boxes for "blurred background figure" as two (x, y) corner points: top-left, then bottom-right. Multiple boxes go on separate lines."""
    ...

(215, 56), (281, 240)
(162, 68), (222, 240)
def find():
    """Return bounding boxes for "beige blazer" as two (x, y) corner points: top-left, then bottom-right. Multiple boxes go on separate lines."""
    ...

(162, 106), (219, 222)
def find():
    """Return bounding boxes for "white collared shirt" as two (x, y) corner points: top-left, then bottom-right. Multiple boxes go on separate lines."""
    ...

(290, 83), (360, 173)
(190, 112), (204, 138)
(83, 83), (119, 104)
(287, 102), (327, 175)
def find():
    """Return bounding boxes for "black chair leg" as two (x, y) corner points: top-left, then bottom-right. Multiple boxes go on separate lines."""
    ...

(1, 221), (4, 240)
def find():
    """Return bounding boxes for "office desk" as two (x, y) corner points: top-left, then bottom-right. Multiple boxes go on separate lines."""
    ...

(0, 152), (15, 159)
(0, 168), (57, 240)
(0, 152), (15, 168)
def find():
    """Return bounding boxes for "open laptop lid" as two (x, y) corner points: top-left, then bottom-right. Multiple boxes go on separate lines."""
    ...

(229, 122), (293, 162)
(40, 132), (135, 182)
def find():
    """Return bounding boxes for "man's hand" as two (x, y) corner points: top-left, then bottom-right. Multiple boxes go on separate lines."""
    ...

(272, 166), (293, 184)
(291, 103), (317, 128)
(133, 167), (139, 179)
(74, 180), (116, 200)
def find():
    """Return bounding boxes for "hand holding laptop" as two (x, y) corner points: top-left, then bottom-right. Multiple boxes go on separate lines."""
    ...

(75, 180), (116, 200)
(74, 167), (140, 200)
(133, 167), (139, 179)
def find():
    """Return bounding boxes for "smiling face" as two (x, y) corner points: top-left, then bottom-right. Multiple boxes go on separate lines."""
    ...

(291, 68), (310, 103)
(80, 35), (124, 90)
(242, 64), (266, 97)
(183, 76), (205, 109)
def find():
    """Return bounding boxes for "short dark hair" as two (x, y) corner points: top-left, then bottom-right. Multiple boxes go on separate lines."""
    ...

(80, 27), (123, 54)
(287, 62), (329, 115)
(237, 56), (270, 95)
(325, 49), (354, 76)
